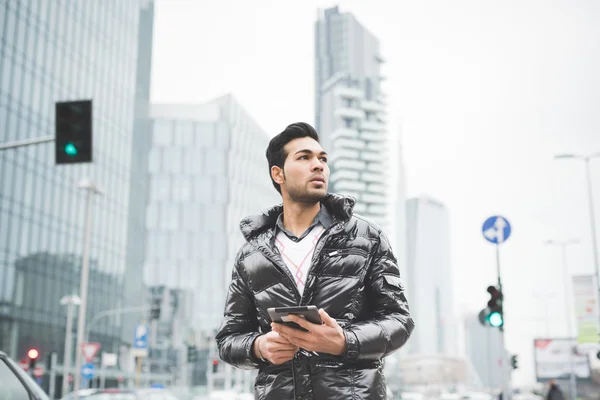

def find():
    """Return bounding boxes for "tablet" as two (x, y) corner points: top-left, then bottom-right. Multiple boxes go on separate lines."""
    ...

(267, 306), (323, 331)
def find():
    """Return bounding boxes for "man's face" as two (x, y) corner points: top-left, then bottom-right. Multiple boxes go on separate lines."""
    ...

(272, 137), (330, 203)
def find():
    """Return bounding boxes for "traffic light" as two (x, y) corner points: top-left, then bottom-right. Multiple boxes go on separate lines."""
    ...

(150, 298), (161, 320)
(486, 285), (503, 327)
(55, 100), (93, 164)
(478, 285), (504, 328)
(186, 345), (197, 363)
(511, 355), (518, 370)
(27, 348), (39, 370)
(212, 359), (219, 373)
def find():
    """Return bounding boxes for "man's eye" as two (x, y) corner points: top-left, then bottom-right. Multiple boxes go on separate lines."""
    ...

(299, 156), (308, 160)
(320, 157), (328, 163)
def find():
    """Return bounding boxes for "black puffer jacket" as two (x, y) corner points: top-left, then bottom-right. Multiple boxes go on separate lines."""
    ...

(216, 194), (415, 400)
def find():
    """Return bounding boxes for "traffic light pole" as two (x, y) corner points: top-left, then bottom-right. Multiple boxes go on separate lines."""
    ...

(60, 295), (81, 396)
(73, 180), (103, 396)
(0, 135), (54, 151)
(496, 245), (511, 400)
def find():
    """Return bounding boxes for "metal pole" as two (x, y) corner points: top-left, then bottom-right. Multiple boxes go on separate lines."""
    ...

(148, 318), (158, 385)
(74, 189), (94, 394)
(496, 245), (510, 400)
(561, 244), (577, 400)
(62, 300), (76, 396)
(0, 135), (54, 150)
(486, 328), (492, 389)
(49, 352), (57, 400)
(584, 159), (600, 328)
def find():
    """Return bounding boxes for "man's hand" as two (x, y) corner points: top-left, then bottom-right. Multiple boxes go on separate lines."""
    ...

(253, 331), (299, 365)
(271, 309), (346, 356)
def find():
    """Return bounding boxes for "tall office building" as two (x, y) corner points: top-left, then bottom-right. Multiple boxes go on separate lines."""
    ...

(144, 94), (279, 335)
(464, 312), (505, 389)
(0, 0), (154, 394)
(315, 6), (390, 231)
(406, 196), (455, 356)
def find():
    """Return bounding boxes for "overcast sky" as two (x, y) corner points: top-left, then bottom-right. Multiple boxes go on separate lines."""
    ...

(151, 0), (600, 386)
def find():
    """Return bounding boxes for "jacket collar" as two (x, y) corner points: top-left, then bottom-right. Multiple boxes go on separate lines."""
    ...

(240, 193), (356, 242)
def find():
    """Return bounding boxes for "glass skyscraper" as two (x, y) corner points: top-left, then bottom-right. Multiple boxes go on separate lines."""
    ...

(144, 95), (279, 333)
(0, 0), (154, 394)
(144, 95), (279, 389)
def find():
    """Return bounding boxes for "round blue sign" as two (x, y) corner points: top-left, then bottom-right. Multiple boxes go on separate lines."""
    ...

(482, 216), (511, 244)
(81, 363), (95, 380)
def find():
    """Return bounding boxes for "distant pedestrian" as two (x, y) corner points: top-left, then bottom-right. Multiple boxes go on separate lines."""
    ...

(546, 380), (565, 400)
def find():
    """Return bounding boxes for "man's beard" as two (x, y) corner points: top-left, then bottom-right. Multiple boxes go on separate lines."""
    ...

(286, 183), (327, 204)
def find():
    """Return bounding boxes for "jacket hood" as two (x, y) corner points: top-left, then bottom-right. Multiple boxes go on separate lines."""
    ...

(240, 193), (356, 241)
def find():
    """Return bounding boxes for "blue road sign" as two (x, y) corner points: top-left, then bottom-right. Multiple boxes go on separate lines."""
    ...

(81, 363), (95, 380)
(482, 216), (512, 244)
(133, 324), (149, 349)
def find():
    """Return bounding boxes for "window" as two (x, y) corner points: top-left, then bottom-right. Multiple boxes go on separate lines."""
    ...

(0, 358), (33, 400)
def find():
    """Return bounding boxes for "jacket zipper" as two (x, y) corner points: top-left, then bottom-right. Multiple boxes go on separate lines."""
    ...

(326, 248), (368, 257)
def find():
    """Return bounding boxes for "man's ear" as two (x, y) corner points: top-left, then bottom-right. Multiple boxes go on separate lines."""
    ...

(271, 165), (285, 186)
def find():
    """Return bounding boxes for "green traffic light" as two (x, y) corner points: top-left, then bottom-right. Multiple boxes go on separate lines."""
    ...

(65, 143), (78, 156)
(488, 311), (503, 327)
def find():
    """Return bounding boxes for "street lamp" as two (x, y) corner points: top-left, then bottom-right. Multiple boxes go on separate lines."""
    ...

(554, 153), (600, 300)
(73, 179), (103, 395)
(543, 239), (580, 400)
(60, 295), (80, 396)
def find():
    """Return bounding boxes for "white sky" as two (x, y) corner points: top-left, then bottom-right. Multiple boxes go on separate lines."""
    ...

(151, 0), (600, 387)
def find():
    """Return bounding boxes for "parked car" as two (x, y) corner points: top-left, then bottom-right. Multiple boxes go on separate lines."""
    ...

(0, 350), (50, 400)
(60, 388), (180, 400)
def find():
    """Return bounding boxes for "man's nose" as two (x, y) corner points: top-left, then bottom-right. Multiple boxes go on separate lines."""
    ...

(311, 158), (324, 171)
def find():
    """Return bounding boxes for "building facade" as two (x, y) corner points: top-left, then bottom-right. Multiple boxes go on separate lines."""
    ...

(143, 95), (278, 388)
(314, 6), (390, 232)
(406, 196), (455, 356)
(0, 0), (154, 395)
(144, 94), (279, 335)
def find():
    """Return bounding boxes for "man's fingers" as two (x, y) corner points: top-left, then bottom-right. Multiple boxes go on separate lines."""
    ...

(287, 315), (312, 330)
(273, 323), (309, 341)
(269, 344), (298, 352)
(319, 308), (336, 327)
(270, 331), (294, 344)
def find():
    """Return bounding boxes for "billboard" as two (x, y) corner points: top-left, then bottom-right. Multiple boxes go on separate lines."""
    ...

(534, 338), (591, 382)
(572, 274), (599, 344)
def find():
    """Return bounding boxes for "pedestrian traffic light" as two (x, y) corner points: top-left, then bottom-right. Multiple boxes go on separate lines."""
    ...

(478, 285), (504, 328)
(27, 348), (39, 370)
(212, 359), (219, 373)
(511, 355), (518, 370)
(55, 100), (93, 164)
(186, 345), (197, 363)
(150, 298), (161, 320)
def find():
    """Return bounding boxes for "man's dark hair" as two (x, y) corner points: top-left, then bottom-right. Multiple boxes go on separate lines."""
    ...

(266, 122), (320, 193)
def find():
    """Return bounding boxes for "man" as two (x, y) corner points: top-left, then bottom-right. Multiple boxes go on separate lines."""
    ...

(216, 122), (414, 399)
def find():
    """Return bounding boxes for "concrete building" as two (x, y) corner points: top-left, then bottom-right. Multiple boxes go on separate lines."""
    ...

(406, 196), (455, 356)
(315, 6), (390, 232)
